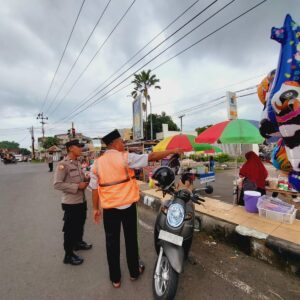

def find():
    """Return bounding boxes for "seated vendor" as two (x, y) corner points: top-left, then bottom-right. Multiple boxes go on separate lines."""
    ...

(238, 151), (268, 206)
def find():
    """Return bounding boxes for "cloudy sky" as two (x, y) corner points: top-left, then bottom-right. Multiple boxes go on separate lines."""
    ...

(0, 0), (299, 149)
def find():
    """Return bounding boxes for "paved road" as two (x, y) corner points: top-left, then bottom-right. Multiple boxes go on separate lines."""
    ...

(0, 162), (299, 300)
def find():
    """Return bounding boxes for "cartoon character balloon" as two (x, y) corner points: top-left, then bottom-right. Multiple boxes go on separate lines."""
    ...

(260, 14), (300, 192)
(257, 69), (276, 106)
(271, 138), (292, 173)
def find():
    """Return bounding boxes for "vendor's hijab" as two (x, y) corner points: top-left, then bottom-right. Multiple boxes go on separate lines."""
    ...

(239, 151), (268, 189)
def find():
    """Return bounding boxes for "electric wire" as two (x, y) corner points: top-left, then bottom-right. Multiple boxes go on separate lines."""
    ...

(54, 0), (230, 122)
(60, 0), (266, 122)
(52, 0), (218, 121)
(45, 0), (112, 114)
(48, 0), (136, 116)
(40, 0), (86, 112)
(83, 0), (201, 101)
(152, 0), (267, 71)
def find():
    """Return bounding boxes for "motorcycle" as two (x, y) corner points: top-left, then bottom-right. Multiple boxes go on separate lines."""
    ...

(152, 154), (211, 300)
(2, 156), (17, 164)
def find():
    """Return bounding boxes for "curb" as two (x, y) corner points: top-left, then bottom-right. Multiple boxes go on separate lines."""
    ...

(139, 191), (300, 277)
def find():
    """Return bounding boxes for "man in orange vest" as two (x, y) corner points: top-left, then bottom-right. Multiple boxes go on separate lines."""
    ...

(90, 129), (183, 288)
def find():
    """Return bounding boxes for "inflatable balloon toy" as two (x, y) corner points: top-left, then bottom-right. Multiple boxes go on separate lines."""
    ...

(261, 14), (300, 192)
(257, 69), (276, 106)
(271, 138), (292, 173)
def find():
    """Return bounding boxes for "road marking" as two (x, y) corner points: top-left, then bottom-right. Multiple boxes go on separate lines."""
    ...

(138, 219), (153, 233)
(211, 269), (270, 300)
(190, 251), (271, 300)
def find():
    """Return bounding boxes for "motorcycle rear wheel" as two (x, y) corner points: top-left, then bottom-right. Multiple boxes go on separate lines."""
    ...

(153, 255), (178, 300)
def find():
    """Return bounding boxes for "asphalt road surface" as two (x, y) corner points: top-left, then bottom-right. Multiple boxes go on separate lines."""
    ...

(0, 162), (299, 300)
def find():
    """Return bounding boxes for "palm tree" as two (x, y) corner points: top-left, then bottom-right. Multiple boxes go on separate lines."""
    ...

(131, 70), (161, 140)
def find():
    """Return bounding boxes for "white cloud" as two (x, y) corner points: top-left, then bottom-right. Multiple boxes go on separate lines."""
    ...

(0, 0), (299, 148)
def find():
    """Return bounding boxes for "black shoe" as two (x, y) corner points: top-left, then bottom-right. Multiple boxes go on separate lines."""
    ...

(74, 241), (93, 251)
(130, 261), (145, 281)
(63, 254), (84, 265)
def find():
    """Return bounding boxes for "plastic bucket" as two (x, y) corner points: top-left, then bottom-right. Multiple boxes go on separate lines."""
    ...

(244, 191), (261, 213)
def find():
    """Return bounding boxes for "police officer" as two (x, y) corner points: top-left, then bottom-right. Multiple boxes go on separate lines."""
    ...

(90, 129), (183, 287)
(54, 140), (92, 265)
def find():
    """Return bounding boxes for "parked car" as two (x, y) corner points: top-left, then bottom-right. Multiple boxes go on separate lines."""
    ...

(14, 154), (23, 162)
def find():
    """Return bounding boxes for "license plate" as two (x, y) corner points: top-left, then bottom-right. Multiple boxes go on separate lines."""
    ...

(158, 230), (183, 246)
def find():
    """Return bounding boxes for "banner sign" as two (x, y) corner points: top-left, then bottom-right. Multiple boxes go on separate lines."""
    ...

(132, 94), (144, 140)
(226, 91), (238, 120)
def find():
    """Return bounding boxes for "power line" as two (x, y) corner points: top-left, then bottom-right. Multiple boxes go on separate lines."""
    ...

(172, 85), (257, 117)
(54, 0), (267, 124)
(84, 0), (201, 100)
(237, 91), (257, 98)
(40, 0), (86, 112)
(152, 0), (267, 71)
(53, 0), (224, 122)
(45, 0), (112, 114)
(52, 82), (132, 125)
(48, 0), (136, 116)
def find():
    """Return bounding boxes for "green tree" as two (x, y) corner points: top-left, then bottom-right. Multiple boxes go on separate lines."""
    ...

(0, 141), (19, 149)
(195, 124), (213, 135)
(131, 69), (161, 100)
(42, 137), (60, 149)
(131, 70), (161, 140)
(145, 112), (179, 140)
(19, 148), (31, 156)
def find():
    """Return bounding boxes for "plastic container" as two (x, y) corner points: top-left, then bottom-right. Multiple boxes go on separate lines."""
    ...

(257, 195), (297, 224)
(244, 191), (261, 213)
(196, 166), (205, 174)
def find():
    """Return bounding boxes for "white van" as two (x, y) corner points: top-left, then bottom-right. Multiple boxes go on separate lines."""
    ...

(14, 154), (23, 162)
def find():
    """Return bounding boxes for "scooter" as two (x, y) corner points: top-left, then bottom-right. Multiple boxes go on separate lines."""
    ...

(2, 156), (17, 164)
(152, 155), (211, 300)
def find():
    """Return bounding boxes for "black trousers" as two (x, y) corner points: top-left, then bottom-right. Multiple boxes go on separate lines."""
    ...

(103, 203), (140, 282)
(48, 162), (53, 172)
(62, 202), (87, 255)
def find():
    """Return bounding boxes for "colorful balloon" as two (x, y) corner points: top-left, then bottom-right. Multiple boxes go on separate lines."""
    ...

(257, 70), (276, 105)
(262, 14), (300, 191)
(271, 138), (292, 173)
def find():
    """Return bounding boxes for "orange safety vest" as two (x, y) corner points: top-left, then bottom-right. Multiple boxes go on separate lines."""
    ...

(94, 151), (140, 209)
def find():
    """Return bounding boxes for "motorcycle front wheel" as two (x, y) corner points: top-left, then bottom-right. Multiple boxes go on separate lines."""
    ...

(153, 255), (178, 300)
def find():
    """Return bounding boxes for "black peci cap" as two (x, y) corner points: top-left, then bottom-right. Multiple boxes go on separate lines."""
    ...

(102, 129), (121, 145)
(65, 139), (85, 148)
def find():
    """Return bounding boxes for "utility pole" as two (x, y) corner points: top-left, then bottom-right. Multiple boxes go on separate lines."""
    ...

(28, 126), (35, 159)
(36, 112), (48, 141)
(148, 99), (153, 140)
(178, 114), (185, 132)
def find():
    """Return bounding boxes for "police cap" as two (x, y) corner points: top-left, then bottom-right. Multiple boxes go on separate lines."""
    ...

(65, 139), (85, 149)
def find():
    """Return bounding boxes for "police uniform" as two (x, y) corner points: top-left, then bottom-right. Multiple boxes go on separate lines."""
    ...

(53, 140), (92, 265)
(90, 130), (147, 284)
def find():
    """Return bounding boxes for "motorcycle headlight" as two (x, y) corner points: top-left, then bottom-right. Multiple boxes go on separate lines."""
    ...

(167, 203), (185, 228)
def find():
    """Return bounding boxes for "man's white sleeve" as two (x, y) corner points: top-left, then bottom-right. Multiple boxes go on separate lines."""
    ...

(128, 153), (149, 168)
(89, 162), (99, 190)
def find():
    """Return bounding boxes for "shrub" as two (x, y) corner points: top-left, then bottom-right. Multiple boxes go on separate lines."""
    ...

(215, 153), (231, 163)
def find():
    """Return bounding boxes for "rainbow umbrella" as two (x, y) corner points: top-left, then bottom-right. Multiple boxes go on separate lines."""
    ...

(153, 134), (222, 152)
(195, 119), (264, 144)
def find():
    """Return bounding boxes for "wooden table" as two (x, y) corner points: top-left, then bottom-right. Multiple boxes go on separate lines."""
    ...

(266, 187), (300, 198)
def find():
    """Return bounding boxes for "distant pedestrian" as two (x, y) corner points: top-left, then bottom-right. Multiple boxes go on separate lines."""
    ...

(53, 140), (92, 266)
(209, 156), (215, 172)
(47, 152), (54, 172)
